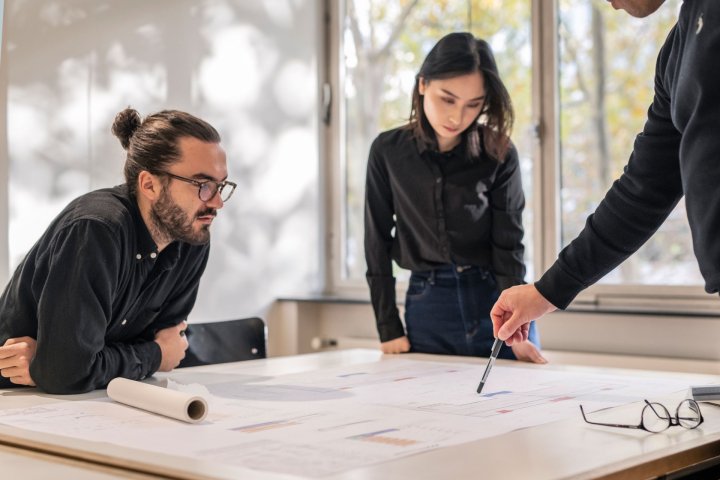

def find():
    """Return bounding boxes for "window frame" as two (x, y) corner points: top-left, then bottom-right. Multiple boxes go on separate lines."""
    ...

(0, 0), (8, 285)
(323, 0), (720, 314)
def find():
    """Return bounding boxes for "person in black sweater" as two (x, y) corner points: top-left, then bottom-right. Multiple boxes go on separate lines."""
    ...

(0, 108), (236, 393)
(491, 0), (719, 344)
(365, 32), (545, 362)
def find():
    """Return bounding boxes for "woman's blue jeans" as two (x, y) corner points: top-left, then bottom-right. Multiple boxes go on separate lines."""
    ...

(404, 265), (540, 360)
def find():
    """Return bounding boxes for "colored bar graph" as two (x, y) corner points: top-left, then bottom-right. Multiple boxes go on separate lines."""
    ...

(232, 420), (300, 433)
(348, 429), (419, 447)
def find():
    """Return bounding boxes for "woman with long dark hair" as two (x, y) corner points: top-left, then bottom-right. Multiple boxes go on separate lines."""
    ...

(365, 32), (544, 362)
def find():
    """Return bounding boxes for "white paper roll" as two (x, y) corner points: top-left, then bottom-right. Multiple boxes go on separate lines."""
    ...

(107, 377), (208, 423)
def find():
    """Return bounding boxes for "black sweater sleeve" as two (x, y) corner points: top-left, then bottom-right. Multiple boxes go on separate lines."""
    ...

(364, 136), (406, 342)
(490, 144), (526, 292)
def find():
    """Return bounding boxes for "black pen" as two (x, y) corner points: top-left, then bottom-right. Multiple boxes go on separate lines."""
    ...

(477, 337), (503, 394)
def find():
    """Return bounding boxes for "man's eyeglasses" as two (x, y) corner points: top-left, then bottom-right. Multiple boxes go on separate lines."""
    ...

(160, 171), (236, 202)
(580, 399), (703, 433)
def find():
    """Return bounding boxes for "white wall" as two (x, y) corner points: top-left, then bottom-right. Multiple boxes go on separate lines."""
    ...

(266, 300), (720, 374)
(0, 0), (321, 321)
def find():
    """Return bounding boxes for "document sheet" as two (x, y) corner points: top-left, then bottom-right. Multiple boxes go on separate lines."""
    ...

(0, 358), (703, 477)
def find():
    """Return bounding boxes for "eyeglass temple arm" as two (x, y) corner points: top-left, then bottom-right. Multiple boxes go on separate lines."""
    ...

(579, 405), (643, 430)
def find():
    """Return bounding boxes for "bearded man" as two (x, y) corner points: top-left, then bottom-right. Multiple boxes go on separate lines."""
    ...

(0, 108), (235, 394)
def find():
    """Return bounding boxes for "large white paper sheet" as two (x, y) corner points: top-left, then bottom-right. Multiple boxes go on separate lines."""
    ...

(0, 358), (705, 477)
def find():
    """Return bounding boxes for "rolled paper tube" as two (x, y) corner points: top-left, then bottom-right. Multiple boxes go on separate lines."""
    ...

(107, 377), (208, 423)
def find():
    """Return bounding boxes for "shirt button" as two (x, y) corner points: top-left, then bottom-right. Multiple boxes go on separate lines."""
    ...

(121, 319), (127, 325)
(150, 252), (157, 259)
(436, 178), (441, 183)
(136, 254), (142, 260)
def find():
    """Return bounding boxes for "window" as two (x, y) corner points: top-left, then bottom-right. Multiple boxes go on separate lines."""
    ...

(558, 0), (699, 286)
(332, 0), (714, 311)
(338, 0), (533, 286)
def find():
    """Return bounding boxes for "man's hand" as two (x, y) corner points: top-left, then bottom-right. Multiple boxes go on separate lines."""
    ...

(0, 336), (38, 386)
(511, 340), (548, 364)
(154, 322), (189, 372)
(381, 336), (411, 354)
(491, 284), (556, 345)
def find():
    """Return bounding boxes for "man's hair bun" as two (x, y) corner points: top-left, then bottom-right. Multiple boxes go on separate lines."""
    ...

(111, 107), (142, 150)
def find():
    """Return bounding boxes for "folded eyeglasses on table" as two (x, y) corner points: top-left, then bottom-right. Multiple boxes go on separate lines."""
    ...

(579, 399), (704, 433)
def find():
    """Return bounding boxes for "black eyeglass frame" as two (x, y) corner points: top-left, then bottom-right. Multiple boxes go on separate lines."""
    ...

(580, 399), (704, 433)
(159, 171), (236, 202)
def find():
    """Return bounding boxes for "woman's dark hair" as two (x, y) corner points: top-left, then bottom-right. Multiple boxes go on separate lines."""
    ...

(112, 108), (221, 194)
(408, 32), (514, 162)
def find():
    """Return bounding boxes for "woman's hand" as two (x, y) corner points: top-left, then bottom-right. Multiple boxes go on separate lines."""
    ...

(510, 340), (548, 364)
(381, 336), (411, 354)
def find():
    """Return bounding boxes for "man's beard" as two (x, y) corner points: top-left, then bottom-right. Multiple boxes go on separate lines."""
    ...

(150, 189), (215, 246)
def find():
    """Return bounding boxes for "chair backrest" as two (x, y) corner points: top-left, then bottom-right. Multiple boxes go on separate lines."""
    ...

(178, 317), (267, 368)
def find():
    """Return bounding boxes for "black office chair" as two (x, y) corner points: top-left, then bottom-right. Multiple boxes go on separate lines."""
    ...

(178, 317), (267, 368)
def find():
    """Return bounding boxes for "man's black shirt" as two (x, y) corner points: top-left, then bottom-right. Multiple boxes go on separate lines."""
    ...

(0, 184), (209, 393)
(365, 126), (526, 342)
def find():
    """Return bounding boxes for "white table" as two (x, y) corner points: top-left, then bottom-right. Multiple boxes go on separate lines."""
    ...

(2, 349), (720, 479)
(0, 442), (162, 480)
